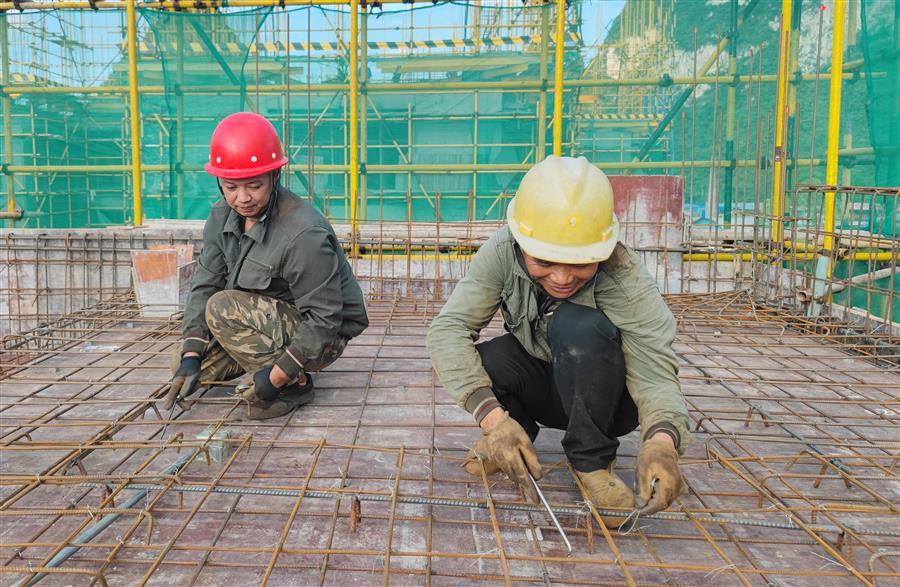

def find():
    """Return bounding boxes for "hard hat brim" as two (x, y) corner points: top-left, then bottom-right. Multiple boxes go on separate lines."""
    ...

(507, 198), (620, 264)
(205, 157), (288, 179)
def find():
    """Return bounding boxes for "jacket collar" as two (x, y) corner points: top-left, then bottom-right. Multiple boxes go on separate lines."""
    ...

(221, 186), (280, 243)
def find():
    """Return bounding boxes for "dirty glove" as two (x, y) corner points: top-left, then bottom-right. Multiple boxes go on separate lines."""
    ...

(241, 365), (284, 406)
(635, 436), (684, 515)
(163, 355), (201, 411)
(471, 411), (542, 502)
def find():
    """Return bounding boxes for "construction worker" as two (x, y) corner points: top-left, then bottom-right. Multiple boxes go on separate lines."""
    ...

(164, 112), (369, 419)
(427, 156), (689, 526)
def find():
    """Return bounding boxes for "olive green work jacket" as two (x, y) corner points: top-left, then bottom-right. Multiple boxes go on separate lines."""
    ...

(426, 226), (691, 453)
(181, 186), (369, 380)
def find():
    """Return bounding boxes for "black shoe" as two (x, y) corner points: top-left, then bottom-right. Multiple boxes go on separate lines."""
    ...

(295, 372), (314, 394)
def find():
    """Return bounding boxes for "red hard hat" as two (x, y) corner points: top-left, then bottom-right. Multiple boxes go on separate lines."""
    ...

(205, 112), (289, 179)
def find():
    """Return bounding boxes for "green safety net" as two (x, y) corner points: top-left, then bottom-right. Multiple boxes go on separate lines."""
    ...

(0, 0), (897, 228)
(860, 0), (899, 236)
(139, 6), (272, 221)
(861, 0), (900, 188)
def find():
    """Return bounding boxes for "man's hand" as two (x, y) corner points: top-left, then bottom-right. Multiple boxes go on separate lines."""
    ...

(163, 354), (202, 411)
(242, 365), (286, 403)
(635, 433), (684, 515)
(268, 364), (291, 388)
(479, 406), (506, 431)
(472, 411), (542, 502)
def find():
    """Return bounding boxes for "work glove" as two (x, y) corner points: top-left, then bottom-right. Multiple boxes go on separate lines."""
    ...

(163, 355), (201, 411)
(471, 411), (542, 502)
(635, 436), (684, 515)
(240, 365), (284, 406)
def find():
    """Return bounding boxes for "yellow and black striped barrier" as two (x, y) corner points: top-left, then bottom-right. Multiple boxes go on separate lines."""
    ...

(131, 32), (582, 55)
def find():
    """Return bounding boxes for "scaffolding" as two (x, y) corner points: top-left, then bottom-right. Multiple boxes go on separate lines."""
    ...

(0, 1), (899, 584)
(1, 1), (894, 228)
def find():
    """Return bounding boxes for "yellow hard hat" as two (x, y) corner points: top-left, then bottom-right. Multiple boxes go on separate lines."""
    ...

(507, 156), (619, 264)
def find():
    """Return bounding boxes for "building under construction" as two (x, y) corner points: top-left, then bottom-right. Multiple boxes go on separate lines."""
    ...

(1, 0), (898, 584)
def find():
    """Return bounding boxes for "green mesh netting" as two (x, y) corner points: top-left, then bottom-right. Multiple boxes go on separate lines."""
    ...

(0, 0), (897, 229)
(140, 6), (272, 221)
(860, 0), (899, 237)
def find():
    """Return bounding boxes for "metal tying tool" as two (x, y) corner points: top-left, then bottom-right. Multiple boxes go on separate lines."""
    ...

(530, 474), (572, 555)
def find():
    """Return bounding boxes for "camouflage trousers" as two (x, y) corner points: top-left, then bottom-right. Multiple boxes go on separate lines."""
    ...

(172, 290), (348, 383)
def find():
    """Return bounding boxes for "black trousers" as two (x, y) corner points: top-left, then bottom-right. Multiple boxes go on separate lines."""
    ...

(476, 301), (638, 473)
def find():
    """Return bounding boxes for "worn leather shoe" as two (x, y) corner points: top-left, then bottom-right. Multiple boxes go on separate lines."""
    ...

(462, 447), (501, 477)
(575, 460), (635, 528)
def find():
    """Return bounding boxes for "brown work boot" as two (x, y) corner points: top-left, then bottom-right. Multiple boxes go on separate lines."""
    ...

(574, 461), (635, 529)
(462, 447), (501, 477)
(240, 375), (314, 420)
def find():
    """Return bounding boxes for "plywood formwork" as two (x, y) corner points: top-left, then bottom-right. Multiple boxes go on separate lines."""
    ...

(1, 290), (898, 585)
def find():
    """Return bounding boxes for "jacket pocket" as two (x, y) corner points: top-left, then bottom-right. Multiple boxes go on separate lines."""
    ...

(237, 256), (273, 291)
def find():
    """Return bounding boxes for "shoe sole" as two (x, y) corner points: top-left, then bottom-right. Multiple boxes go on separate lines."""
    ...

(243, 389), (315, 421)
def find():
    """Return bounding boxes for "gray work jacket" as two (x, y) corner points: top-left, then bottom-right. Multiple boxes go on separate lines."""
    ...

(182, 186), (368, 379)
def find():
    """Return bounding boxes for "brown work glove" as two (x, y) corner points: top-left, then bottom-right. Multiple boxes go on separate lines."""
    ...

(471, 411), (542, 502)
(635, 436), (684, 515)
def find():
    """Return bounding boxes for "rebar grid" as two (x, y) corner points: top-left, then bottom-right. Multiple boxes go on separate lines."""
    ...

(751, 185), (899, 340)
(1, 290), (898, 585)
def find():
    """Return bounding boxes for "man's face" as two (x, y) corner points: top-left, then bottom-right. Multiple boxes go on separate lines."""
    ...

(521, 251), (599, 299)
(219, 172), (273, 219)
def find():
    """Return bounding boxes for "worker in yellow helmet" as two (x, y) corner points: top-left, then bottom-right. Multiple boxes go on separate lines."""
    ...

(427, 156), (689, 526)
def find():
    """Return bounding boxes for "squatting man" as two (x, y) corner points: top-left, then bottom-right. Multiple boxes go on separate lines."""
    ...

(164, 112), (369, 420)
(427, 156), (688, 524)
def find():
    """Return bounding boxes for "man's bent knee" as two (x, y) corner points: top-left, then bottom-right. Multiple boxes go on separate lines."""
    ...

(205, 290), (234, 325)
(205, 290), (251, 337)
(302, 336), (349, 372)
(550, 302), (620, 348)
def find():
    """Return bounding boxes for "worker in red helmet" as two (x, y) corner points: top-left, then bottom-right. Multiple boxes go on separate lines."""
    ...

(163, 112), (369, 419)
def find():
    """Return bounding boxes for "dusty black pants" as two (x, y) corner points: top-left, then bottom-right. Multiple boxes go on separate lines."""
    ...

(476, 301), (638, 473)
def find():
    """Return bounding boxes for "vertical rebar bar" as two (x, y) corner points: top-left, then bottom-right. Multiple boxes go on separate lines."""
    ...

(723, 0), (738, 225)
(537, 3), (550, 161)
(175, 16), (185, 220)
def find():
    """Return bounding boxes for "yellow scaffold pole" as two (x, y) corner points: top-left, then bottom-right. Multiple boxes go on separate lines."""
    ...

(126, 0), (143, 225)
(349, 0), (360, 255)
(824, 0), (847, 274)
(1, 14), (17, 225)
(771, 0), (792, 243)
(805, 0), (848, 316)
(552, 0), (565, 156)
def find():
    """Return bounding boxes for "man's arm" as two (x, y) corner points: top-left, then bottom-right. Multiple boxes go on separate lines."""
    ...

(181, 216), (228, 356)
(427, 233), (506, 422)
(272, 227), (344, 381)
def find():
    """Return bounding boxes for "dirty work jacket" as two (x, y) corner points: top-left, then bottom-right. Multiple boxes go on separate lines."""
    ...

(181, 186), (369, 380)
(426, 226), (691, 453)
